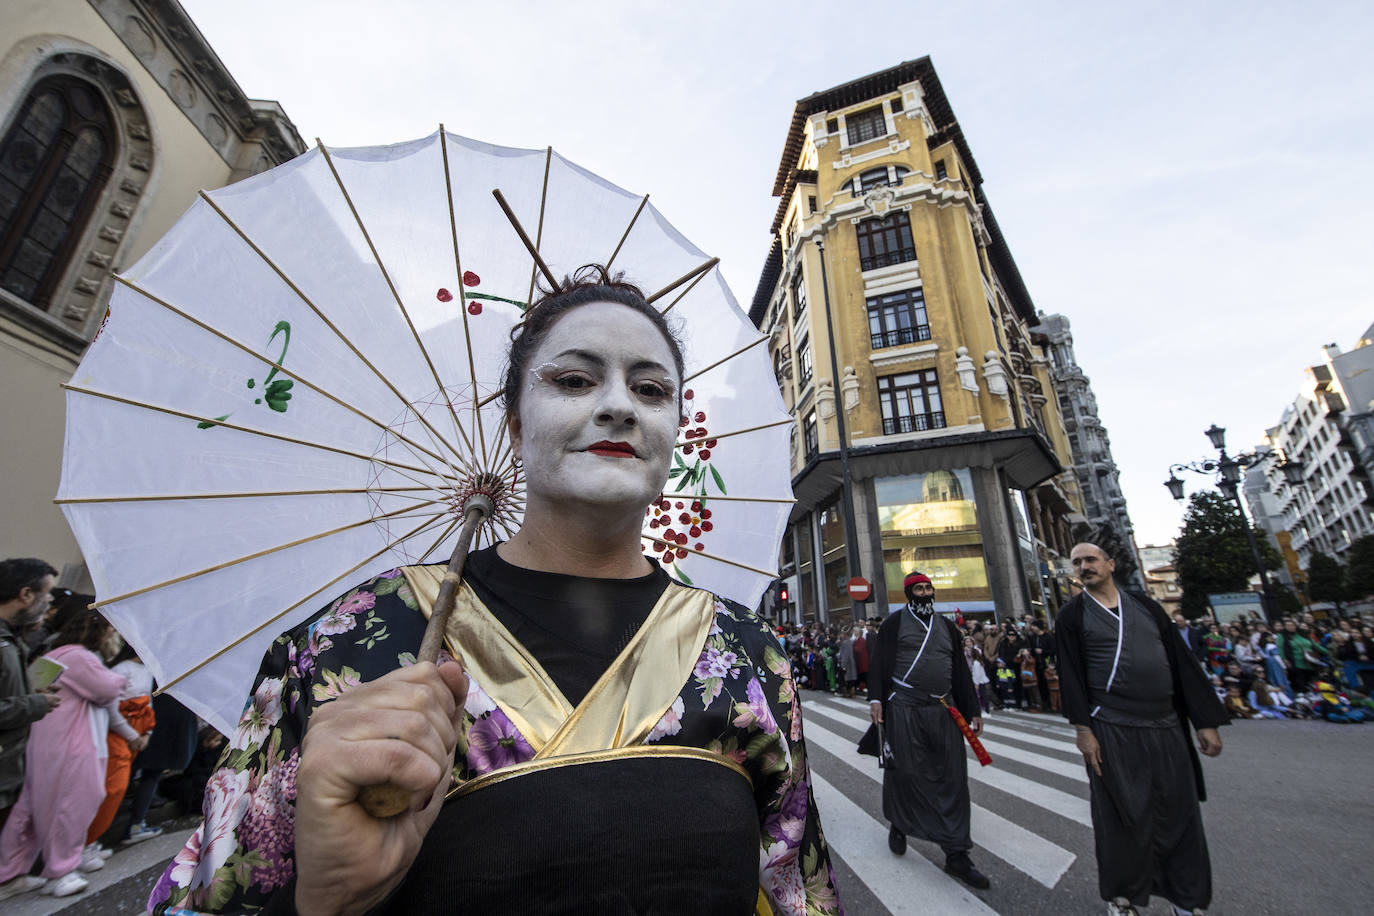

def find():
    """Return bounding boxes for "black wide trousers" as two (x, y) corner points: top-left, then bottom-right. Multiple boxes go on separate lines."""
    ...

(1088, 719), (1211, 909)
(882, 702), (971, 854)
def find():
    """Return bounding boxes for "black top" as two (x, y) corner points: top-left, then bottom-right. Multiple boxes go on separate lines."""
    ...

(891, 609), (953, 701)
(867, 608), (979, 722)
(378, 753), (760, 915)
(463, 545), (670, 706)
(1080, 592), (1175, 727)
(1054, 589), (1229, 801)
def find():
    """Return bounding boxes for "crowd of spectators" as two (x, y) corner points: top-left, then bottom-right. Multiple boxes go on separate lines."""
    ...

(777, 603), (1374, 729)
(1174, 609), (1374, 723)
(777, 612), (1063, 716)
(0, 558), (210, 902)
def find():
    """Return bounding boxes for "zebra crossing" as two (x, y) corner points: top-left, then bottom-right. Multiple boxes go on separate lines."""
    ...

(798, 693), (1107, 915)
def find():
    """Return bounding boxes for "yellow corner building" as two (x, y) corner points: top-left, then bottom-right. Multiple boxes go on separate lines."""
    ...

(750, 58), (1089, 624)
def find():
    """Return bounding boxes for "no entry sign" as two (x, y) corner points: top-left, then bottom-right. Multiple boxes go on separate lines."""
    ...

(847, 577), (872, 601)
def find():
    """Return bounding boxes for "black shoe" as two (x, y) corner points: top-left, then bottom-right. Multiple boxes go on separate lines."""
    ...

(888, 825), (906, 855)
(944, 852), (990, 889)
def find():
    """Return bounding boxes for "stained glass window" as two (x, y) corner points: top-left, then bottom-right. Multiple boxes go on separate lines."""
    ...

(0, 77), (115, 309)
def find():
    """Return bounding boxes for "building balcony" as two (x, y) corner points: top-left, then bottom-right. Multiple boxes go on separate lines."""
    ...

(1058, 365), (1085, 383)
(882, 412), (946, 436)
(860, 247), (917, 272)
(871, 324), (931, 350)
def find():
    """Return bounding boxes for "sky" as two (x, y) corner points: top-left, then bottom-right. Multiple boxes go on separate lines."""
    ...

(179, 0), (1374, 546)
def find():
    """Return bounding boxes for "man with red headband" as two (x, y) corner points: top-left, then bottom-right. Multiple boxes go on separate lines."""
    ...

(867, 571), (988, 889)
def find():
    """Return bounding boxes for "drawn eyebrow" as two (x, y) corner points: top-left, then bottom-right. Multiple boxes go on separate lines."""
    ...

(551, 349), (672, 377)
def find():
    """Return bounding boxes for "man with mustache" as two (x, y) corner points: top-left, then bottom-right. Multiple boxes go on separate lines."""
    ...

(867, 571), (988, 890)
(1056, 543), (1227, 916)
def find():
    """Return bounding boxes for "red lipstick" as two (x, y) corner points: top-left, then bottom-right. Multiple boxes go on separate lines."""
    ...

(587, 441), (637, 458)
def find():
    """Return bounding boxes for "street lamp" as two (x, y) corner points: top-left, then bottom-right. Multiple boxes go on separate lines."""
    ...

(1164, 473), (1186, 501)
(1166, 424), (1282, 621)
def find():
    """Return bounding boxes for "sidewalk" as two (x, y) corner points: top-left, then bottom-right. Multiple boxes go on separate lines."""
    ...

(5, 828), (192, 916)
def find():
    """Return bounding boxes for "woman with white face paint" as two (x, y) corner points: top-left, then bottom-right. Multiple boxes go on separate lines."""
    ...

(150, 266), (842, 916)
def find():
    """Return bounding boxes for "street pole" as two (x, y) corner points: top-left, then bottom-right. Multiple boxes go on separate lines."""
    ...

(1167, 427), (1302, 625)
(1220, 452), (1276, 623)
(815, 239), (863, 623)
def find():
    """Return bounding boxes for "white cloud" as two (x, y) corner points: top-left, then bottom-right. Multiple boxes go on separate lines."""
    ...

(181, 0), (1374, 543)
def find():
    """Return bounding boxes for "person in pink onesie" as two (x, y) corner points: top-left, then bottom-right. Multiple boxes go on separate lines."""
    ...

(0, 610), (125, 898)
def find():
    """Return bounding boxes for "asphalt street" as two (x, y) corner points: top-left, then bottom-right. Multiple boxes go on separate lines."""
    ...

(808, 695), (1374, 915)
(11, 698), (1373, 915)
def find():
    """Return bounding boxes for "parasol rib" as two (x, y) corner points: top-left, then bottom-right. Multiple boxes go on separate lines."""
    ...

(677, 417), (792, 447)
(493, 514), (519, 541)
(605, 194), (650, 272)
(415, 512), (467, 566)
(491, 189), (559, 290)
(155, 511), (454, 697)
(646, 257), (719, 305)
(485, 413), (514, 483)
(95, 501), (447, 610)
(656, 264), (711, 317)
(194, 190), (473, 479)
(642, 535), (777, 578)
(683, 335), (769, 383)
(438, 127), (489, 467)
(112, 275), (469, 484)
(523, 147), (553, 311)
(317, 141), (479, 471)
(56, 485), (433, 505)
(64, 383), (458, 485)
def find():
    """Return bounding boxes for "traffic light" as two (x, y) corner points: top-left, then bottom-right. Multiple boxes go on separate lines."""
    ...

(777, 582), (789, 603)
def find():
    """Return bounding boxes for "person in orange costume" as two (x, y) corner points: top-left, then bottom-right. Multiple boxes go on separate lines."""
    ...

(84, 648), (154, 858)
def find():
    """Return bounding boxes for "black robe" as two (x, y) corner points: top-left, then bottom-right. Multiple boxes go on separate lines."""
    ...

(1054, 590), (1227, 800)
(1055, 589), (1228, 908)
(867, 610), (979, 722)
(866, 609), (979, 853)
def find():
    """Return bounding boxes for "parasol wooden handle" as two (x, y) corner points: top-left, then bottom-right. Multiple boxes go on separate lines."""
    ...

(357, 497), (492, 819)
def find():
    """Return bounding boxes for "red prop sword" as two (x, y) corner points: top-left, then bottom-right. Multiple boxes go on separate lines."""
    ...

(940, 697), (992, 767)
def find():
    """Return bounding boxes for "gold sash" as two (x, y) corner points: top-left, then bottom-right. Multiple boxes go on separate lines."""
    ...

(399, 566), (716, 757)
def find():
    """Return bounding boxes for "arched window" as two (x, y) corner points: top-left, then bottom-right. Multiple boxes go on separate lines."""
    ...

(0, 76), (115, 310)
(845, 165), (910, 197)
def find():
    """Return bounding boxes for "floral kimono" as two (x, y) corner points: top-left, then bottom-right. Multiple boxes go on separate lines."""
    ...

(149, 565), (841, 915)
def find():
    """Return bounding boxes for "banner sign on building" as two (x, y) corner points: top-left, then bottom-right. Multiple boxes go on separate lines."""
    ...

(1208, 591), (1264, 625)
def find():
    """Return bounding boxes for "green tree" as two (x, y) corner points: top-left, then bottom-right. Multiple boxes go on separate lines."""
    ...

(1307, 550), (1350, 612)
(1270, 581), (1303, 617)
(1344, 534), (1374, 600)
(1174, 490), (1277, 617)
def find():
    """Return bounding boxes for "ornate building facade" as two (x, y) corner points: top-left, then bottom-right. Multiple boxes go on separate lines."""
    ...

(1253, 325), (1374, 569)
(751, 58), (1088, 625)
(1029, 312), (1143, 590)
(1, 0), (304, 584)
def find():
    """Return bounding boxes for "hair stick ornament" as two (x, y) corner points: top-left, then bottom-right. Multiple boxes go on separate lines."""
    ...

(647, 257), (719, 305)
(605, 194), (650, 271)
(491, 189), (560, 290)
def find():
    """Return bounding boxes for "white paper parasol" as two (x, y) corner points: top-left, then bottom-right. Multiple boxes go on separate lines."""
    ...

(57, 130), (794, 736)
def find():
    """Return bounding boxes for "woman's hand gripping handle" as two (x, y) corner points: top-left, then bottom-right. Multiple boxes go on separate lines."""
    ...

(294, 659), (468, 916)
(356, 498), (490, 819)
